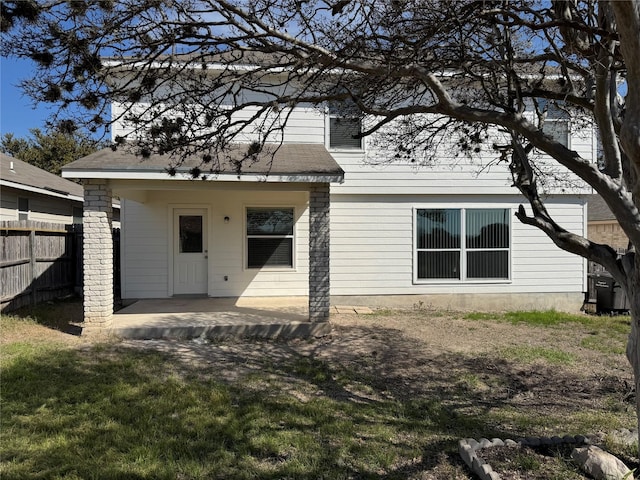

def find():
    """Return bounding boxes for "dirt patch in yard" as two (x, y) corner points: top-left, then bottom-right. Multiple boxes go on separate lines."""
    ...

(3, 306), (635, 479)
(114, 309), (634, 479)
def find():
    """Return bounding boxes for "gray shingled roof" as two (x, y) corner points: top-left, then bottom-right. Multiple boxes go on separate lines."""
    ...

(63, 143), (345, 179)
(1, 152), (84, 198)
(587, 194), (616, 222)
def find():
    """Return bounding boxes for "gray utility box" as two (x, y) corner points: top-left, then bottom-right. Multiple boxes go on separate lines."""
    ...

(591, 273), (629, 313)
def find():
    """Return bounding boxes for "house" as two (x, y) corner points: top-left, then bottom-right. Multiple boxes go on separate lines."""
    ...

(61, 57), (592, 332)
(587, 194), (629, 251)
(0, 153), (120, 226)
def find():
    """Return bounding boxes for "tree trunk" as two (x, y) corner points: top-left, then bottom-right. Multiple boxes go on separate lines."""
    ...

(627, 262), (640, 453)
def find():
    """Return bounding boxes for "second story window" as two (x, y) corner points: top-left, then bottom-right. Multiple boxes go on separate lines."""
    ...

(328, 103), (363, 150)
(541, 102), (570, 148)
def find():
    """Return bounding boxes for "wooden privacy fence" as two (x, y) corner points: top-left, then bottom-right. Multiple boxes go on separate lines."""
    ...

(0, 221), (120, 312)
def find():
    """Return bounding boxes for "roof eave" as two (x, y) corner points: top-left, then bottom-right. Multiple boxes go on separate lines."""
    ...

(0, 179), (84, 203)
(61, 169), (344, 184)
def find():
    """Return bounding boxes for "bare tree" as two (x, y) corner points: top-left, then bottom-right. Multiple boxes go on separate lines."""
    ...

(2, 0), (639, 442)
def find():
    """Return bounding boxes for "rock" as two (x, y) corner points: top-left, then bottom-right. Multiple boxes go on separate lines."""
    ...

(458, 442), (474, 468)
(479, 438), (493, 448)
(490, 438), (505, 447)
(466, 438), (480, 450)
(611, 429), (639, 446)
(571, 445), (634, 480)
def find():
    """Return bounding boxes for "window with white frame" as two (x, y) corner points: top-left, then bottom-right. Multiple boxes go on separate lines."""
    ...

(541, 102), (570, 147)
(415, 208), (510, 281)
(246, 207), (294, 268)
(328, 103), (363, 150)
(18, 197), (29, 221)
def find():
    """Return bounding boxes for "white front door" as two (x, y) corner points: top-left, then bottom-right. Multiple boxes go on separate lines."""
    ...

(173, 209), (208, 295)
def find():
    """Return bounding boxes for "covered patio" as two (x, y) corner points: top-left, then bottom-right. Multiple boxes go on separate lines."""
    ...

(62, 143), (344, 337)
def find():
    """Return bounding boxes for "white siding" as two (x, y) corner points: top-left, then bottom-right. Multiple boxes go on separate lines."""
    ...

(120, 186), (310, 299)
(111, 101), (325, 145)
(332, 120), (594, 196)
(120, 198), (169, 298)
(329, 193), (587, 296)
(112, 98), (595, 196)
(121, 187), (587, 300)
(112, 96), (594, 303)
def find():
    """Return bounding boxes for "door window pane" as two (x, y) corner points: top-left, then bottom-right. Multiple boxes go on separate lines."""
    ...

(179, 215), (203, 253)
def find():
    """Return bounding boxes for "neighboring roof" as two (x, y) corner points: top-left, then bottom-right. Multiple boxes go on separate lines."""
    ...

(587, 194), (615, 222)
(0, 153), (84, 200)
(62, 143), (345, 183)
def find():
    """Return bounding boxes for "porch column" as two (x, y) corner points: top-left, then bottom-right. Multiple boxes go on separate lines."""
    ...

(82, 180), (113, 333)
(309, 183), (331, 322)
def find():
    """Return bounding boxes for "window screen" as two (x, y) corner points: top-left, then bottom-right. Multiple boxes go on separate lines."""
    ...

(329, 117), (362, 149)
(247, 208), (294, 268)
(416, 208), (510, 281)
(416, 209), (461, 279)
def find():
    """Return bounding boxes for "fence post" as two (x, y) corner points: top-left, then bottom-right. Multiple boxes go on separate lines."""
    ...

(29, 228), (36, 306)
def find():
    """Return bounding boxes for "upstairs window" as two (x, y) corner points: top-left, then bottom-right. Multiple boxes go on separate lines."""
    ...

(18, 197), (29, 221)
(415, 208), (510, 281)
(246, 207), (294, 269)
(328, 103), (363, 150)
(541, 102), (570, 147)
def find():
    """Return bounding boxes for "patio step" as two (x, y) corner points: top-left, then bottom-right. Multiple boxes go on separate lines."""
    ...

(110, 321), (332, 340)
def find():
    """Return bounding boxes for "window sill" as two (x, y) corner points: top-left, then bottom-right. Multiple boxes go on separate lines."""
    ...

(328, 147), (365, 153)
(246, 267), (297, 272)
(412, 279), (512, 285)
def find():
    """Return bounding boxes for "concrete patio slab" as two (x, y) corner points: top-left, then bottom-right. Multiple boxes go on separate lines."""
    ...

(111, 297), (331, 340)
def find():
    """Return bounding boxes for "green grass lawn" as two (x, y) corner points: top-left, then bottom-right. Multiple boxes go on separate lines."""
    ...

(1, 306), (636, 479)
(3, 344), (426, 479)
(1, 319), (449, 479)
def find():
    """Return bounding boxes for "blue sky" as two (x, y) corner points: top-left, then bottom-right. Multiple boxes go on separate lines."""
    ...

(1, 57), (54, 138)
